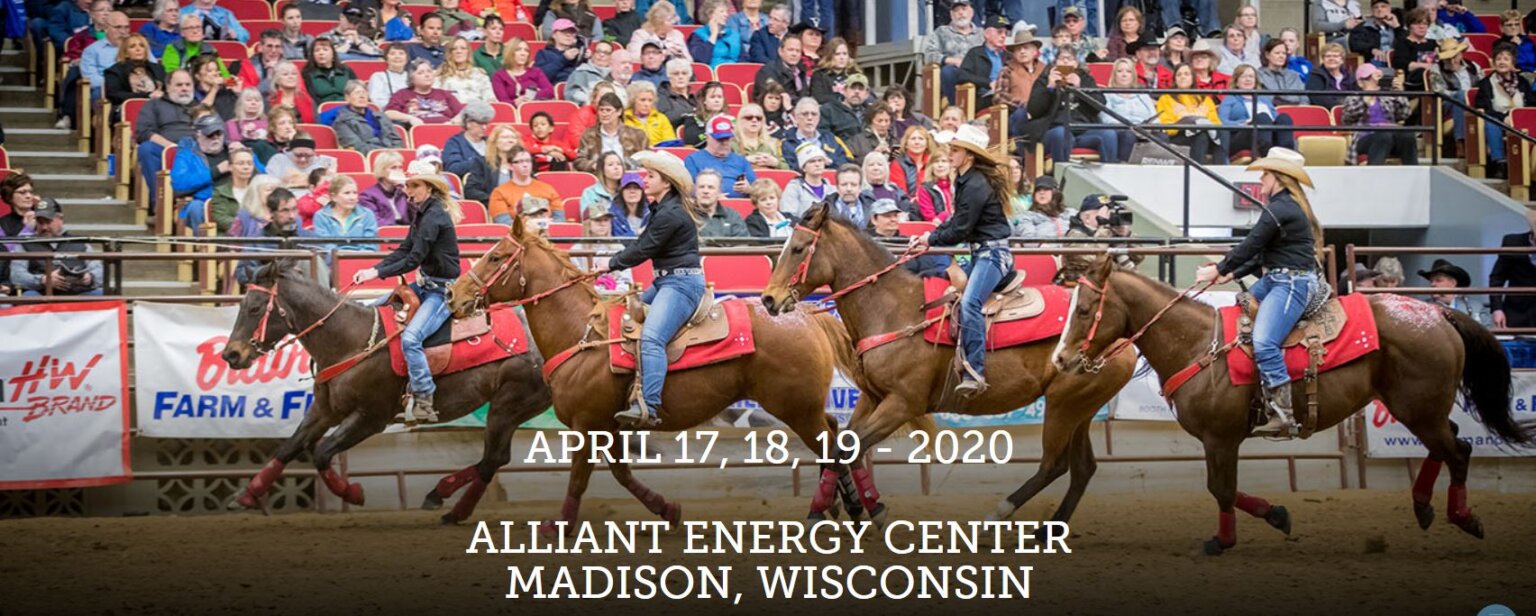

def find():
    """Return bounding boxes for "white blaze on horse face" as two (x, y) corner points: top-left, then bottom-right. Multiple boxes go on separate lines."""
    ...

(1052, 284), (1083, 370)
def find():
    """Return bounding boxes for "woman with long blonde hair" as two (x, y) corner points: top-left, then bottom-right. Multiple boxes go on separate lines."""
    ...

(895, 125), (935, 197)
(731, 103), (786, 169)
(491, 37), (553, 103)
(437, 37), (495, 104)
(626, 1), (689, 61)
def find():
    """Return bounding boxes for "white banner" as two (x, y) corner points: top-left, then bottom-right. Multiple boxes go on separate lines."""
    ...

(1111, 292), (1237, 422)
(0, 302), (132, 489)
(1364, 371), (1536, 458)
(133, 302), (314, 438)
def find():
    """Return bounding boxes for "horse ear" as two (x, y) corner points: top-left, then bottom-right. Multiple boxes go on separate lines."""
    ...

(510, 212), (526, 239)
(1093, 253), (1116, 280)
(804, 199), (829, 229)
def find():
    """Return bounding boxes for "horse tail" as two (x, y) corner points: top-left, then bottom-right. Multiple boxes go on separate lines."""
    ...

(807, 309), (936, 442)
(1444, 309), (1534, 446)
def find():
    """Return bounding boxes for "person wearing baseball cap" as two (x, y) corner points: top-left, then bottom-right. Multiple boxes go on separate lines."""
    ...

(684, 115), (759, 198)
(819, 72), (872, 140)
(1059, 5), (1104, 59)
(351, 150), (464, 425)
(604, 150), (706, 428)
(535, 16), (588, 83)
(911, 123), (1016, 398)
(12, 198), (105, 297)
(956, 14), (1013, 106)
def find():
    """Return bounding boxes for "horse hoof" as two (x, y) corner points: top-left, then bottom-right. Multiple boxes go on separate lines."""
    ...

(869, 503), (888, 529)
(422, 491), (445, 511)
(807, 510), (827, 522)
(1413, 501), (1435, 530)
(231, 492), (256, 511)
(826, 498), (841, 520)
(538, 520), (564, 536)
(439, 513), (462, 526)
(1264, 505), (1292, 535)
(1452, 513), (1485, 539)
(1203, 537), (1227, 556)
(344, 483), (366, 507)
(663, 502), (683, 530)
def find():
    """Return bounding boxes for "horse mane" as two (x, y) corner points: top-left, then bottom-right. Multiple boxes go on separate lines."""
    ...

(517, 229), (603, 303)
(820, 215), (920, 283)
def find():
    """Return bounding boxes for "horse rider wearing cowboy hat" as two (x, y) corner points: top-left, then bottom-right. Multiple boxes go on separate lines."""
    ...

(351, 163), (462, 424)
(1196, 147), (1326, 437)
(910, 124), (1017, 398)
(599, 150), (706, 428)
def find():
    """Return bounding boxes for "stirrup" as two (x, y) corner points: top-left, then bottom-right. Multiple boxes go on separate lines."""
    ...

(614, 400), (662, 428)
(397, 393), (438, 426)
(1253, 386), (1299, 438)
(954, 376), (988, 398)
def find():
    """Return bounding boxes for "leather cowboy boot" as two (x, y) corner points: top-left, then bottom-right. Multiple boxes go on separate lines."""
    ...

(614, 399), (662, 428)
(954, 357), (989, 398)
(398, 392), (439, 426)
(1254, 385), (1299, 437)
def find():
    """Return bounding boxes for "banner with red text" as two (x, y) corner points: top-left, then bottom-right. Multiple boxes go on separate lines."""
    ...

(0, 301), (131, 489)
(133, 302), (314, 438)
(1364, 371), (1536, 457)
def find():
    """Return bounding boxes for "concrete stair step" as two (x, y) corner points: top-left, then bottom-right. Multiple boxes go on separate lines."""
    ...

(28, 173), (118, 198)
(0, 106), (61, 129)
(122, 259), (185, 280)
(3, 150), (97, 174)
(54, 197), (136, 224)
(0, 65), (34, 86)
(0, 87), (51, 107)
(67, 222), (150, 237)
(4, 128), (81, 151)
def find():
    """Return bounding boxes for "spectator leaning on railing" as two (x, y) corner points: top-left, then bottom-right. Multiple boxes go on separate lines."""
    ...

(10, 200), (104, 297)
(1489, 208), (1536, 329)
(1419, 259), (1491, 326)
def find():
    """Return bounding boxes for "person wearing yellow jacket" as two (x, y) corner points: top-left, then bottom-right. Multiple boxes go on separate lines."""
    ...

(623, 80), (678, 146)
(1155, 64), (1228, 164)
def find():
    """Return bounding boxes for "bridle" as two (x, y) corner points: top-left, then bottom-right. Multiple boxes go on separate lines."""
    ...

(786, 223), (929, 314)
(244, 279), (358, 354)
(1070, 274), (1212, 373)
(459, 232), (600, 310)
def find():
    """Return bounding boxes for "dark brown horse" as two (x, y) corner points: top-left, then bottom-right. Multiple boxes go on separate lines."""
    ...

(222, 262), (552, 524)
(758, 203), (1136, 527)
(446, 219), (865, 529)
(1052, 258), (1534, 553)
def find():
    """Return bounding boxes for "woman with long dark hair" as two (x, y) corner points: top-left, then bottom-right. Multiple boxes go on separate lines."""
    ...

(910, 124), (1015, 397)
(678, 81), (728, 147)
(303, 37), (356, 104)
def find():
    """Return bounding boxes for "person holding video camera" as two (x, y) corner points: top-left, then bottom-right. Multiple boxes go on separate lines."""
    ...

(9, 199), (104, 297)
(1065, 194), (1143, 271)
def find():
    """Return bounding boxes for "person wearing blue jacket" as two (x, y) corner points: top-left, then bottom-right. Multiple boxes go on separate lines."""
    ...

(746, 4), (790, 64)
(688, 1), (741, 67)
(179, 0), (249, 43)
(311, 175), (380, 251)
(47, 0), (90, 49)
(1437, 0), (1485, 35)
(173, 114), (267, 227)
(535, 19), (587, 83)
(1219, 65), (1297, 159)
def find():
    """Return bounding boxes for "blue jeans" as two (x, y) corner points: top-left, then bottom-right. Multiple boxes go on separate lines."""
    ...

(638, 273), (706, 408)
(138, 140), (167, 214)
(400, 279), (453, 396)
(1249, 270), (1319, 389)
(1487, 123), (1506, 162)
(1162, 0), (1223, 34)
(180, 198), (207, 229)
(1044, 126), (1127, 163)
(940, 65), (960, 106)
(23, 288), (103, 296)
(959, 246), (1012, 379)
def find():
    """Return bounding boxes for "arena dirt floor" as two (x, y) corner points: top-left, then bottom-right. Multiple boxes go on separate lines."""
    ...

(3, 489), (1534, 615)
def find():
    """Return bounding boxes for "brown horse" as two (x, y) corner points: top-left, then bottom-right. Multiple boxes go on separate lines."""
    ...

(759, 203), (1136, 527)
(1052, 258), (1534, 553)
(222, 262), (552, 524)
(446, 219), (864, 529)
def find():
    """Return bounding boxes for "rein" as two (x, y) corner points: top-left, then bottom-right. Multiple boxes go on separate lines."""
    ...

(246, 279), (361, 353)
(1074, 275), (1213, 373)
(462, 233), (601, 310)
(792, 224), (931, 314)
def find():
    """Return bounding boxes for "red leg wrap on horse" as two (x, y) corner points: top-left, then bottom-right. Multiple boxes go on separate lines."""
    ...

(246, 459), (286, 498)
(851, 467), (880, 512)
(1413, 458), (1443, 505)
(320, 468), (365, 506)
(625, 480), (668, 515)
(1447, 484), (1472, 524)
(434, 466), (480, 499)
(1218, 511), (1237, 548)
(447, 478), (489, 522)
(809, 469), (840, 512)
(1234, 491), (1272, 517)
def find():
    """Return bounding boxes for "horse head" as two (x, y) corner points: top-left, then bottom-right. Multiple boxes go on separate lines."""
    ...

(1052, 255), (1129, 373)
(762, 201), (837, 316)
(223, 259), (305, 369)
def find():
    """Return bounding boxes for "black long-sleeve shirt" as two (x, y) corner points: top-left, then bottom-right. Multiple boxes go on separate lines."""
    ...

(610, 193), (702, 272)
(928, 166), (1011, 247)
(1216, 189), (1318, 278)
(375, 197), (461, 279)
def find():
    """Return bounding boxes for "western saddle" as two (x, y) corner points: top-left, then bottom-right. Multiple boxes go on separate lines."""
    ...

(940, 262), (1047, 324)
(615, 286), (734, 367)
(1232, 291), (1345, 439)
(390, 282), (494, 374)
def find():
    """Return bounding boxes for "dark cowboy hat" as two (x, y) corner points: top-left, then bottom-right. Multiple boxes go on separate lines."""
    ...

(1417, 259), (1471, 288)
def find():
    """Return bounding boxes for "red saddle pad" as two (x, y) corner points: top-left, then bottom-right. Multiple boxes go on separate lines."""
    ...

(381, 305), (530, 377)
(607, 297), (756, 372)
(1220, 292), (1381, 386)
(921, 277), (1072, 349)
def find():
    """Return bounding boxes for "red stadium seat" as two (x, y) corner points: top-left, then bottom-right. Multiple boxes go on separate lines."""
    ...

(410, 124), (463, 149)
(540, 171), (599, 199)
(299, 124), (338, 147)
(344, 172), (378, 191)
(547, 221), (584, 238)
(562, 196), (584, 221)
(0, 146), (8, 169)
(208, 41), (250, 63)
(401, 4), (434, 20)
(691, 62), (713, 82)
(527, 40), (547, 56)
(554, 82), (566, 99)
(703, 255), (773, 293)
(459, 201), (489, 224)
(377, 225), (410, 239)
(1465, 32), (1498, 57)
(593, 5), (616, 20)
(720, 83), (745, 106)
(1477, 13), (1501, 33)
(1276, 105), (1336, 137)
(395, 124), (410, 147)
(321, 149), (367, 172)
(456, 222), (511, 239)
(506, 22), (538, 41)
(244, 20), (282, 36)
(1086, 62), (1114, 85)
(368, 148), (417, 172)
(756, 169), (797, 189)
(897, 221), (937, 236)
(1013, 254), (1058, 285)
(223, 0), (275, 21)
(714, 63), (762, 86)
(300, 20), (339, 36)
(348, 61), (388, 81)
(1465, 49), (1492, 71)
(489, 101), (518, 123)
(519, 100), (580, 123)
(676, 25), (701, 41)
(720, 198), (754, 218)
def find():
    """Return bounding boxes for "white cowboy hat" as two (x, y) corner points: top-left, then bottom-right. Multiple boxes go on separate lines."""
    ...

(934, 124), (994, 162)
(1246, 146), (1313, 188)
(403, 160), (453, 197)
(632, 150), (694, 197)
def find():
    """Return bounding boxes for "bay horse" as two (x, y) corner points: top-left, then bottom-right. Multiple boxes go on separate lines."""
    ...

(1052, 258), (1534, 553)
(221, 261), (552, 524)
(445, 218), (865, 529)
(758, 203), (1136, 527)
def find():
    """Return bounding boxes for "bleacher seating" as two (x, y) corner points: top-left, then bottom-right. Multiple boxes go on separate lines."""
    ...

(322, 149), (367, 173)
(539, 172), (598, 200)
(703, 255), (772, 293)
(720, 198), (754, 218)
(518, 100), (580, 123)
(299, 124), (338, 148)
